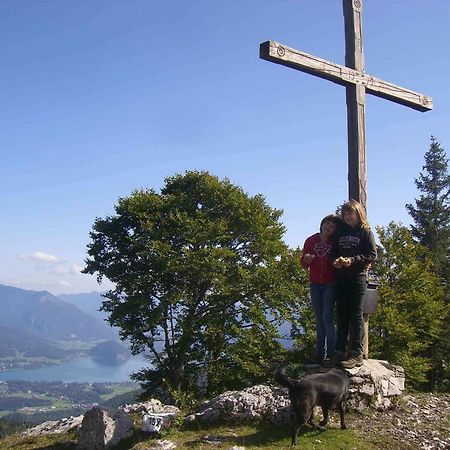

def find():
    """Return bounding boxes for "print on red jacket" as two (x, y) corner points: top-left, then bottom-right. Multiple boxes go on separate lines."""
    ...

(301, 233), (336, 284)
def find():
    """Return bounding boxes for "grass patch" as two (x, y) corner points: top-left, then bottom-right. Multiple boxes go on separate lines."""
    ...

(0, 421), (393, 450)
(133, 421), (390, 449)
(0, 411), (430, 449)
(0, 431), (77, 450)
(100, 383), (139, 402)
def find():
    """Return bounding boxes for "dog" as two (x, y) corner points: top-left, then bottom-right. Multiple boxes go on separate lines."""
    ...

(275, 367), (349, 446)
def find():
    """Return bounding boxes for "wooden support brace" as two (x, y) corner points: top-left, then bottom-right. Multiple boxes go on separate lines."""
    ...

(363, 313), (369, 359)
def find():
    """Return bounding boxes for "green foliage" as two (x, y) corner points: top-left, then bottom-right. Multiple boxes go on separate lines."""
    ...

(84, 171), (305, 401)
(290, 253), (316, 365)
(405, 137), (450, 390)
(406, 136), (450, 277)
(370, 223), (447, 388)
(0, 419), (27, 440)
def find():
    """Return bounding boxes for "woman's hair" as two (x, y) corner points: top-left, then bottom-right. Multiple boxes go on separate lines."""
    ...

(320, 214), (342, 233)
(342, 200), (370, 229)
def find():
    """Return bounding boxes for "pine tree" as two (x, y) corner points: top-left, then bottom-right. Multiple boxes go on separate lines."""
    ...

(371, 223), (446, 389)
(406, 136), (450, 276)
(406, 137), (450, 391)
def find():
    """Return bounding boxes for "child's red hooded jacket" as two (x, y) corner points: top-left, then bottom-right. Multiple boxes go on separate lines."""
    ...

(301, 233), (336, 284)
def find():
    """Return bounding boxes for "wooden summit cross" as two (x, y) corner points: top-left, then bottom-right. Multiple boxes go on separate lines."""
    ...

(260, 0), (432, 208)
(260, 0), (432, 358)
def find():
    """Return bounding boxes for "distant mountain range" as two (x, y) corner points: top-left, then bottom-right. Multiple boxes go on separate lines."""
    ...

(58, 291), (121, 335)
(58, 291), (109, 324)
(0, 285), (114, 342)
(0, 285), (117, 363)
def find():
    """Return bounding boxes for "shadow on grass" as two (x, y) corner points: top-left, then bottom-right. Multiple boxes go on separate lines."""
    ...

(33, 430), (151, 450)
(235, 423), (325, 447)
(37, 443), (76, 450)
(108, 430), (152, 450)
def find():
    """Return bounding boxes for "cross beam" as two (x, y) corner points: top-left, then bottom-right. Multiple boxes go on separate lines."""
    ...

(259, 41), (433, 113)
(259, 0), (432, 209)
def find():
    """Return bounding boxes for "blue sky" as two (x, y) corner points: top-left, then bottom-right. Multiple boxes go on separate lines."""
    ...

(1, 0), (449, 294)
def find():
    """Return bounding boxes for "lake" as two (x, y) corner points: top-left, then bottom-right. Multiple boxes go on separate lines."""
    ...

(0, 356), (149, 383)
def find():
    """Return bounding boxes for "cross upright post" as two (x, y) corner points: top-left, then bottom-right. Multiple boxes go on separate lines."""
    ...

(343, 0), (366, 208)
(259, 0), (432, 358)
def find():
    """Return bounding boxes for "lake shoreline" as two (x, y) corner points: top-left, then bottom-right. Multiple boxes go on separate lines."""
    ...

(0, 355), (149, 383)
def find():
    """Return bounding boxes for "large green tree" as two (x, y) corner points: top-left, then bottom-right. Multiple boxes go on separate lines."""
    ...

(406, 136), (450, 276)
(405, 137), (450, 390)
(370, 223), (446, 388)
(84, 171), (305, 401)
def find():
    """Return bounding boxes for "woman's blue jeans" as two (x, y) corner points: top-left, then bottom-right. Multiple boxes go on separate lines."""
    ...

(310, 283), (336, 360)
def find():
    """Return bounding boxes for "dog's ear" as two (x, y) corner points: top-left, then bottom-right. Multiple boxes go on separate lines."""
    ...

(270, 361), (286, 385)
(272, 360), (283, 369)
(271, 360), (285, 373)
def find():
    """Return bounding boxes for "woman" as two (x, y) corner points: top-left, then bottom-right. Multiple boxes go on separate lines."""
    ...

(329, 200), (377, 369)
(301, 214), (341, 365)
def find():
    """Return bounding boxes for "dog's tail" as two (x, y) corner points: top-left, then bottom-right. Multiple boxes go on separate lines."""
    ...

(275, 367), (295, 390)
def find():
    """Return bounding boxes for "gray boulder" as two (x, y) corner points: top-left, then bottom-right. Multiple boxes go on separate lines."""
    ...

(345, 359), (405, 410)
(76, 406), (134, 449)
(184, 384), (291, 424)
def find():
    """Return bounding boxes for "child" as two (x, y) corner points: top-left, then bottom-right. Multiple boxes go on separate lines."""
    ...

(330, 200), (377, 369)
(301, 214), (341, 365)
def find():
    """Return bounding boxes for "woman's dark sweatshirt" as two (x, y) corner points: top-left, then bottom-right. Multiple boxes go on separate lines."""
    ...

(332, 223), (377, 276)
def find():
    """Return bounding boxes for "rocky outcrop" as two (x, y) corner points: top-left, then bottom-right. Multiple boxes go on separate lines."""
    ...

(345, 359), (405, 410)
(21, 414), (84, 436)
(120, 399), (180, 416)
(184, 384), (291, 424)
(185, 359), (405, 425)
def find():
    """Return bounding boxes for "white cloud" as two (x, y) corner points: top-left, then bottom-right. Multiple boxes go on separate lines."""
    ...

(18, 251), (59, 264)
(58, 280), (71, 287)
(31, 252), (59, 263)
(70, 264), (84, 275)
(7, 279), (24, 286)
(52, 263), (85, 275)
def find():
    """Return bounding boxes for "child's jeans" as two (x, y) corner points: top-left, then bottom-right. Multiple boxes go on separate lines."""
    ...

(310, 283), (336, 360)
